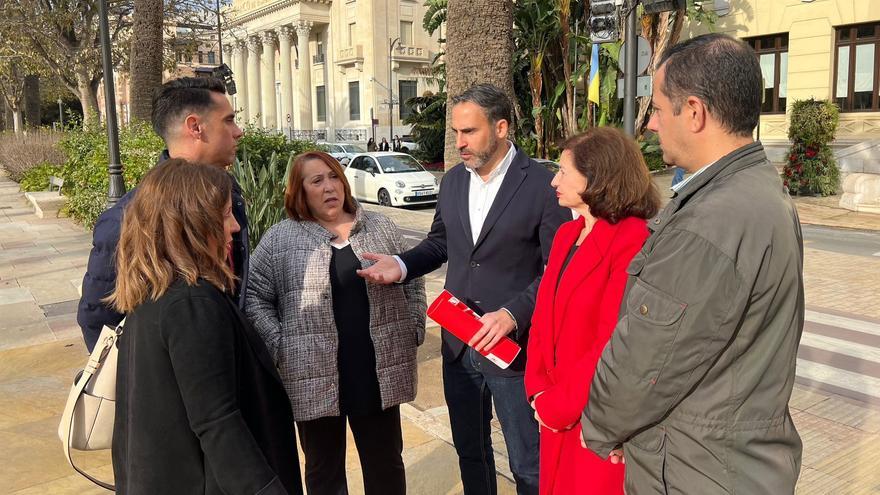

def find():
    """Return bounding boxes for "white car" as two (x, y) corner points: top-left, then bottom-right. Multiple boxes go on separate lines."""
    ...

(319, 142), (366, 165)
(344, 152), (439, 207)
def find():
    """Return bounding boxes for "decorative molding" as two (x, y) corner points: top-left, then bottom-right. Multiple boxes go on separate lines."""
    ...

(278, 24), (295, 41)
(261, 30), (277, 46)
(229, 0), (331, 27)
(294, 19), (314, 38)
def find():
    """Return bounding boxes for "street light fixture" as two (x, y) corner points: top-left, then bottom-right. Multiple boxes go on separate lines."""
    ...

(389, 37), (400, 143)
(57, 98), (63, 129)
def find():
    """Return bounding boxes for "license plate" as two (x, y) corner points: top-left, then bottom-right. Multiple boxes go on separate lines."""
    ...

(415, 190), (432, 197)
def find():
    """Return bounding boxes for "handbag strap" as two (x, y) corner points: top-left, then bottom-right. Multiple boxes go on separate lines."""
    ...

(59, 322), (123, 492)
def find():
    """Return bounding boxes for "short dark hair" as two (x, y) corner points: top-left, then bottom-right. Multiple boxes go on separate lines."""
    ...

(451, 84), (512, 125)
(151, 77), (227, 142)
(285, 151), (357, 221)
(560, 127), (660, 224)
(657, 33), (762, 137)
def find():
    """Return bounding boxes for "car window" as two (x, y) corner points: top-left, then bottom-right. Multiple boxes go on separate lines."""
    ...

(348, 157), (362, 170)
(332, 145), (344, 153)
(376, 155), (424, 174)
(364, 158), (380, 173)
(341, 144), (366, 153)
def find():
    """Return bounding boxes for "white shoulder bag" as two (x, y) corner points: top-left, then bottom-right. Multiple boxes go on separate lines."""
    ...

(57, 320), (123, 491)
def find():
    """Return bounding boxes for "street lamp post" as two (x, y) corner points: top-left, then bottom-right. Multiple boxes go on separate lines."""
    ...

(389, 37), (400, 143)
(98, 0), (125, 207)
(57, 98), (63, 129)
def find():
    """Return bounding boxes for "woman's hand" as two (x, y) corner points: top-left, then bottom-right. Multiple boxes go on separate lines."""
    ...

(530, 391), (577, 432)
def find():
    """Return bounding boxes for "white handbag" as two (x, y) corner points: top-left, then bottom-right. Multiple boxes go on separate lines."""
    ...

(57, 320), (123, 491)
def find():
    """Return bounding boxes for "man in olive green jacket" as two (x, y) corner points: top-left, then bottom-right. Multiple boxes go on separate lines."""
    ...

(581, 33), (804, 494)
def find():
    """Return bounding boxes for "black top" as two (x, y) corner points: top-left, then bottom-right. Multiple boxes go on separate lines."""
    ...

(330, 244), (382, 416)
(556, 243), (579, 291)
(113, 280), (302, 495)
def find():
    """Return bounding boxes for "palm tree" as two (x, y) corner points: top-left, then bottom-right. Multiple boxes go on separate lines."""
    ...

(443, 0), (516, 169)
(130, 0), (164, 122)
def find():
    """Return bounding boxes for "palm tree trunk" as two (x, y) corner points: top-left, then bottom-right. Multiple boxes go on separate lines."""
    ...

(129, 0), (164, 122)
(23, 75), (40, 128)
(635, 10), (684, 135)
(444, 0), (516, 169)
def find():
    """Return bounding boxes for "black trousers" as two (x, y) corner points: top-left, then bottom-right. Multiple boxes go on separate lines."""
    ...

(297, 406), (405, 495)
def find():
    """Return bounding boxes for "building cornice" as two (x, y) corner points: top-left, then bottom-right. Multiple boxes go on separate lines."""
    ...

(229, 0), (332, 27)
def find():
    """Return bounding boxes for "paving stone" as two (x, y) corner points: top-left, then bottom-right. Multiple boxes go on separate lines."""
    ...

(789, 385), (831, 412)
(0, 287), (34, 306)
(0, 302), (48, 329)
(792, 410), (865, 468)
(796, 467), (853, 495)
(806, 396), (880, 434)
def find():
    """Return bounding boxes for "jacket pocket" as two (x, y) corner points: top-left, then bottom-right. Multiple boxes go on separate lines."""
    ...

(626, 279), (687, 327)
(626, 426), (670, 495)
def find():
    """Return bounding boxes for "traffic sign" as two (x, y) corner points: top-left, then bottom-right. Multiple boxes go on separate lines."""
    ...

(617, 76), (653, 98)
(619, 36), (652, 76)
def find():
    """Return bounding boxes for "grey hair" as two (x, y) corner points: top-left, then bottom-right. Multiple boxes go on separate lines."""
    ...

(450, 84), (512, 125)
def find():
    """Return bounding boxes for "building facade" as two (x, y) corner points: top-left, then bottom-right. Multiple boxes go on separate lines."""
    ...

(686, 0), (880, 148)
(223, 0), (441, 142)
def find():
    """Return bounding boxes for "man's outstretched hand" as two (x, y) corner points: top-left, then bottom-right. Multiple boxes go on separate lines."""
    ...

(357, 252), (402, 284)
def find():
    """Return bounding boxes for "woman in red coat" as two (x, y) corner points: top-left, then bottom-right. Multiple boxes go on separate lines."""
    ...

(525, 127), (661, 495)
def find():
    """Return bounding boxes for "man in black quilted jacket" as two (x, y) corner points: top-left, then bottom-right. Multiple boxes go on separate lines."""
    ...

(77, 77), (246, 351)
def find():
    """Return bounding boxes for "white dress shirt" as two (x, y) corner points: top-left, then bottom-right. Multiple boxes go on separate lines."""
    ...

(465, 141), (516, 243)
(394, 141), (516, 279)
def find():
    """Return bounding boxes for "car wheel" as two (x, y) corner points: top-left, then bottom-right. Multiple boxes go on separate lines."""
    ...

(378, 188), (393, 207)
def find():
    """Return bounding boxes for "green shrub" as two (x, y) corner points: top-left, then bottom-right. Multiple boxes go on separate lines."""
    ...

(232, 152), (289, 252)
(783, 99), (840, 196)
(639, 134), (667, 172)
(237, 125), (323, 171)
(0, 130), (66, 182)
(19, 163), (63, 192)
(59, 121), (164, 227)
(232, 132), (323, 250)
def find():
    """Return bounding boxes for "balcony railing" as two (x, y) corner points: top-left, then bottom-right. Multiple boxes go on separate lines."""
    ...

(337, 45), (364, 66)
(392, 45), (431, 63)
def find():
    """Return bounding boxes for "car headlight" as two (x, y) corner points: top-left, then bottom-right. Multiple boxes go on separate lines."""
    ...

(395, 180), (406, 188)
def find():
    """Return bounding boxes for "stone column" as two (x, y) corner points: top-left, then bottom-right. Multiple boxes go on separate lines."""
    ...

(278, 25), (295, 132)
(294, 20), (313, 130)
(246, 35), (262, 125)
(260, 30), (277, 129)
(233, 41), (249, 122)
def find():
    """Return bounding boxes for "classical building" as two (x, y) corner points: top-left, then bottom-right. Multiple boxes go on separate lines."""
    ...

(686, 0), (880, 151)
(222, 0), (442, 142)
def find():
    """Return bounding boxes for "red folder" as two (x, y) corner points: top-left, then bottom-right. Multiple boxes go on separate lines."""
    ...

(426, 290), (521, 369)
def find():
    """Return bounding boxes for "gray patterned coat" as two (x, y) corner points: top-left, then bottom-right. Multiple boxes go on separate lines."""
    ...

(246, 206), (426, 421)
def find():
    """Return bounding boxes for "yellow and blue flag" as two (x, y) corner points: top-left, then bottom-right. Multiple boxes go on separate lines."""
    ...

(588, 44), (600, 104)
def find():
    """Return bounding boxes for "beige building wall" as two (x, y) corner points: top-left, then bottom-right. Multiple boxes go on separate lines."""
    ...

(685, 0), (880, 143)
(225, 0), (441, 142)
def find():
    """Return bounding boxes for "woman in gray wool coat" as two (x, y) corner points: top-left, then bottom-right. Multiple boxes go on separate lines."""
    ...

(246, 151), (426, 495)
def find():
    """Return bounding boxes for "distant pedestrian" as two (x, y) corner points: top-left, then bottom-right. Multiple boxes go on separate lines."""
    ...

(367, 137), (377, 152)
(393, 134), (402, 151)
(379, 137), (390, 151)
(581, 33), (804, 495)
(247, 151), (426, 495)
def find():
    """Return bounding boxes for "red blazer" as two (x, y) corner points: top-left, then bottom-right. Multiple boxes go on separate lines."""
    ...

(525, 215), (648, 495)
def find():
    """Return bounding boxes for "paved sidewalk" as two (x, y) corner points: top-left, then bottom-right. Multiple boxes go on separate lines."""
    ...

(2, 167), (880, 493)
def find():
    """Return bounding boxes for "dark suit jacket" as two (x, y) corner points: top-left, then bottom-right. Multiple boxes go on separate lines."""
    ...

(112, 280), (301, 495)
(399, 147), (569, 375)
(77, 150), (250, 352)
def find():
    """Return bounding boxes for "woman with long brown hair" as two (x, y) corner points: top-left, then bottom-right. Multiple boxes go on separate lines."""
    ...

(108, 159), (302, 495)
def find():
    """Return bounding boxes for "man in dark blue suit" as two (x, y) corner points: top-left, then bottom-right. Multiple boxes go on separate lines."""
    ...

(359, 84), (569, 494)
(77, 77), (246, 352)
